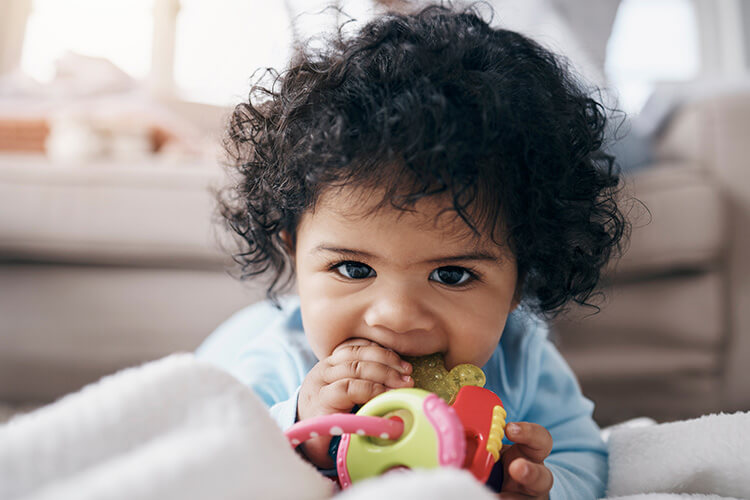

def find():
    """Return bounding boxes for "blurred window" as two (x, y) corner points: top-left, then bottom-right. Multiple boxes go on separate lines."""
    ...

(173, 0), (293, 106)
(20, 0), (154, 82)
(605, 0), (700, 114)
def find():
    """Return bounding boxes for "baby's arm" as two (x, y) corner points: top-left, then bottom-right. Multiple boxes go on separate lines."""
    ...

(195, 300), (318, 430)
(517, 337), (608, 500)
(297, 338), (413, 467)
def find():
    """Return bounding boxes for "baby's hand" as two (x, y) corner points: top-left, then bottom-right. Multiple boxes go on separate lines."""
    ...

(497, 422), (554, 499)
(297, 338), (413, 468)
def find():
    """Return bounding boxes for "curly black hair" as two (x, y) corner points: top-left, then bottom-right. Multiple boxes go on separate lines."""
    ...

(220, 3), (629, 317)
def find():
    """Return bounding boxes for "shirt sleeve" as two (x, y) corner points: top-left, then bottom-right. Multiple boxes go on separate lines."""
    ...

(195, 299), (317, 431)
(269, 386), (302, 430)
(518, 334), (608, 500)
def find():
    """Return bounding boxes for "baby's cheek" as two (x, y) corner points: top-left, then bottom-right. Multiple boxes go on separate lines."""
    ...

(304, 314), (350, 360)
(300, 296), (339, 356)
(304, 325), (335, 361)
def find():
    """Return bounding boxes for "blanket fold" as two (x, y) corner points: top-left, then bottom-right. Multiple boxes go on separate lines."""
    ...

(0, 353), (332, 500)
(606, 411), (750, 499)
(2, 353), (747, 500)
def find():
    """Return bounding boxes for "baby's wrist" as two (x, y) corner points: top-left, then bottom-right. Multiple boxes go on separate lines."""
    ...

(299, 435), (336, 469)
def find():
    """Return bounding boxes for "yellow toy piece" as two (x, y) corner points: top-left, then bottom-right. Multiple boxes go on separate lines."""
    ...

(486, 405), (507, 461)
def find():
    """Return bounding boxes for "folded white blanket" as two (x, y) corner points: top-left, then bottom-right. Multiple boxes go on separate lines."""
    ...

(0, 354), (333, 500)
(607, 496), (739, 500)
(1, 354), (747, 500)
(606, 411), (750, 500)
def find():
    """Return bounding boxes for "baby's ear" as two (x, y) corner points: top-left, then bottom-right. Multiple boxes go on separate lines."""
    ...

(510, 272), (525, 311)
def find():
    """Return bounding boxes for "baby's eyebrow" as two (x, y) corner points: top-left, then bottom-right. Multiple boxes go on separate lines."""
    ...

(313, 246), (376, 260)
(313, 245), (500, 264)
(423, 251), (499, 264)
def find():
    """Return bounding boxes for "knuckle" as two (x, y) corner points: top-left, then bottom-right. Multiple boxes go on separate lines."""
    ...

(342, 378), (353, 396)
(342, 378), (382, 399)
(387, 347), (401, 361)
(349, 360), (363, 378)
(384, 350), (400, 365)
(343, 378), (361, 398)
(542, 429), (553, 452)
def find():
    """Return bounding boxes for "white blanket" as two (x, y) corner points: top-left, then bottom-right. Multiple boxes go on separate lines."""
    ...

(1, 354), (747, 500)
(605, 410), (750, 500)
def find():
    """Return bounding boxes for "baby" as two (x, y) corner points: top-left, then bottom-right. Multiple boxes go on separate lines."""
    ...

(197, 4), (627, 499)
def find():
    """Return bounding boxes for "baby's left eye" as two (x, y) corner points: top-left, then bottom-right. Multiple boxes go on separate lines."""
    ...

(429, 266), (473, 286)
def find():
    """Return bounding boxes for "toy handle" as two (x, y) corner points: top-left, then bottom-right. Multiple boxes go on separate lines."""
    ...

(285, 414), (404, 447)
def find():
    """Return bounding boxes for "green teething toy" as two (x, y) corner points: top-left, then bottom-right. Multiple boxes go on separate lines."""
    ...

(403, 353), (486, 403)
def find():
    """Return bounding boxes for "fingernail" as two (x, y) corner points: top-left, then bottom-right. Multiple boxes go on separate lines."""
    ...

(400, 361), (411, 373)
(507, 423), (521, 436)
(401, 375), (412, 383)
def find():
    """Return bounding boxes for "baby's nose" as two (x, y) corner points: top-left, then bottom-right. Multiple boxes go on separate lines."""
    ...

(362, 287), (435, 335)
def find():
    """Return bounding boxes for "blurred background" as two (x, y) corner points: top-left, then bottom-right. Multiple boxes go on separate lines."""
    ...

(0, 0), (748, 426)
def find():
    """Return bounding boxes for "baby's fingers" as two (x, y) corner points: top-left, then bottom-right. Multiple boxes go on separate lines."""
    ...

(331, 340), (411, 375)
(505, 422), (553, 463)
(507, 458), (553, 498)
(323, 360), (413, 389)
(319, 378), (389, 411)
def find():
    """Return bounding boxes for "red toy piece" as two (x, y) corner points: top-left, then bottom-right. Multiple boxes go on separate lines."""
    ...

(450, 385), (507, 483)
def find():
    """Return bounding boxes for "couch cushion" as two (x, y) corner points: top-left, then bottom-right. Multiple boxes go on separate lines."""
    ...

(554, 271), (725, 350)
(553, 271), (727, 424)
(579, 374), (723, 425)
(0, 154), (232, 267)
(0, 264), (266, 402)
(611, 163), (726, 278)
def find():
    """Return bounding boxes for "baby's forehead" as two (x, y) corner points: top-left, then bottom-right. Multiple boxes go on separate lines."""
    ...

(312, 185), (494, 243)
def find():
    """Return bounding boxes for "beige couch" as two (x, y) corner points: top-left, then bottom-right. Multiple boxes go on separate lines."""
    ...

(0, 154), (266, 403)
(553, 89), (750, 424)
(1, 91), (748, 425)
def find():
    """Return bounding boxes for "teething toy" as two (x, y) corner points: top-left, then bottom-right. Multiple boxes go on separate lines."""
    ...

(285, 354), (507, 489)
(404, 353), (486, 404)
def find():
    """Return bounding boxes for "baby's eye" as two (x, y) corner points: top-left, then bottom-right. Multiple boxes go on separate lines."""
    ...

(429, 266), (474, 286)
(334, 261), (376, 280)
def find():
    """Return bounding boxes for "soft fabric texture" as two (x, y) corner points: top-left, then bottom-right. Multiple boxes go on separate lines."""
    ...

(0, 354), (333, 500)
(0, 353), (747, 500)
(607, 496), (739, 500)
(196, 297), (609, 498)
(606, 411), (750, 499)
(335, 467), (497, 500)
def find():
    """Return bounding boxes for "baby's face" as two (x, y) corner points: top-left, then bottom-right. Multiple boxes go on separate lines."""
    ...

(292, 186), (519, 370)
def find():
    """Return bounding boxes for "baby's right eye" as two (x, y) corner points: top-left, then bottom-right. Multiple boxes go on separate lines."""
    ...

(334, 261), (376, 280)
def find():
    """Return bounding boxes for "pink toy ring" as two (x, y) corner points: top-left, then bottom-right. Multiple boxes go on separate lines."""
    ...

(285, 413), (405, 447)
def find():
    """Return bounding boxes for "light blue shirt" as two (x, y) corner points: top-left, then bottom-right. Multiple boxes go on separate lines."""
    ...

(196, 296), (608, 499)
